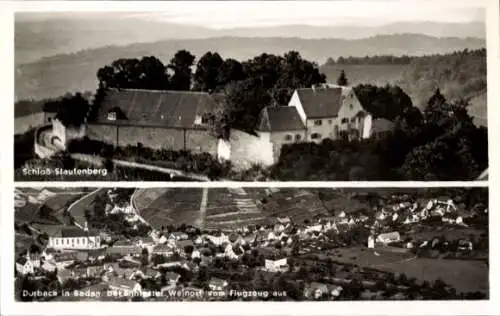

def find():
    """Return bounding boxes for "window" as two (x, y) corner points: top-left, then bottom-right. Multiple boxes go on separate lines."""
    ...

(55, 239), (58, 245)
(341, 118), (348, 124)
(328, 120), (332, 124)
(194, 115), (203, 125)
(351, 117), (356, 123)
(295, 134), (302, 141)
(311, 133), (321, 140)
(107, 112), (117, 121)
(349, 104), (354, 110)
(48, 117), (52, 123)
(76, 238), (79, 245)
(284, 134), (292, 141)
(313, 120), (322, 126)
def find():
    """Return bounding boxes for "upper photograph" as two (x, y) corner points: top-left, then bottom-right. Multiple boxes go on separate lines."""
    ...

(14, 1), (489, 181)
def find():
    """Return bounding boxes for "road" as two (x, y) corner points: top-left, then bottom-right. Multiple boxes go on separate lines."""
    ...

(66, 188), (105, 228)
(71, 153), (210, 181)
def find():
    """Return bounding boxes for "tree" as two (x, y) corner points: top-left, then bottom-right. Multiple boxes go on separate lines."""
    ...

(141, 248), (149, 266)
(193, 52), (224, 92)
(49, 93), (90, 128)
(219, 76), (272, 134)
(216, 58), (247, 89)
(337, 69), (348, 86)
(168, 50), (196, 91)
(271, 51), (326, 105)
(401, 95), (485, 181)
(96, 57), (170, 91)
(353, 84), (413, 120)
(424, 88), (448, 124)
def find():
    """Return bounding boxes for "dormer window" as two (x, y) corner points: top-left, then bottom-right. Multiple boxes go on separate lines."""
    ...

(107, 107), (126, 121)
(194, 115), (203, 125)
(107, 112), (117, 121)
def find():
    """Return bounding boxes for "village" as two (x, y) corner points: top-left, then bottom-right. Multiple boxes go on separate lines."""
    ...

(14, 187), (488, 301)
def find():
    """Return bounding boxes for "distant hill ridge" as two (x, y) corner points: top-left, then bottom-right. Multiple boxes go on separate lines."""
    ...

(15, 34), (485, 101)
(15, 17), (485, 65)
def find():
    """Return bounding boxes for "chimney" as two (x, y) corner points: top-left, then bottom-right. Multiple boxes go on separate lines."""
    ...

(84, 221), (89, 232)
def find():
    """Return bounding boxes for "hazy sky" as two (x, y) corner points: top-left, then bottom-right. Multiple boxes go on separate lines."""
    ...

(16, 0), (486, 28)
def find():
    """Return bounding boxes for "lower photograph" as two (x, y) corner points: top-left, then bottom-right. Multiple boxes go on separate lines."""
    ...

(14, 186), (488, 301)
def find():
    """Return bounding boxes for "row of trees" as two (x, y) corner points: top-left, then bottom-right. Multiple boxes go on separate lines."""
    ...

(323, 48), (485, 66)
(95, 50), (326, 134)
(325, 54), (412, 66)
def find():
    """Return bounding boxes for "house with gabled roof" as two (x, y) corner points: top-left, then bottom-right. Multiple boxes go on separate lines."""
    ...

(288, 84), (380, 142)
(255, 106), (307, 162)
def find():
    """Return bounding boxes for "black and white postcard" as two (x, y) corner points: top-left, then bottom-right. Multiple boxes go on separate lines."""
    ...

(13, 0), (489, 182)
(2, 0), (498, 315)
(13, 186), (489, 302)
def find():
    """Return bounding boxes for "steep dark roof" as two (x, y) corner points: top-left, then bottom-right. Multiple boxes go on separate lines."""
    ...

(59, 227), (99, 238)
(96, 88), (223, 128)
(371, 118), (395, 133)
(295, 87), (343, 118)
(257, 106), (305, 132)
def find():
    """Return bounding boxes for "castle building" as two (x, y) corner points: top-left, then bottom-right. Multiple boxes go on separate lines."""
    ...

(34, 86), (395, 169)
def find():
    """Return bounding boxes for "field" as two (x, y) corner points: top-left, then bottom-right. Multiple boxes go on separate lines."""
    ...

(133, 188), (332, 230)
(136, 188), (205, 230)
(469, 94), (487, 127)
(204, 188), (268, 230)
(310, 246), (488, 294)
(261, 189), (330, 223)
(407, 226), (486, 241)
(15, 188), (90, 224)
(321, 64), (404, 88)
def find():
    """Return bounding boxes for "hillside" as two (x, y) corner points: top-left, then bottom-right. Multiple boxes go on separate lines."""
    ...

(321, 49), (487, 119)
(15, 34), (485, 101)
(15, 15), (485, 65)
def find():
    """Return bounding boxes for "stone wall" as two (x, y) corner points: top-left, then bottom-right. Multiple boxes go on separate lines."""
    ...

(223, 129), (274, 170)
(87, 123), (218, 155)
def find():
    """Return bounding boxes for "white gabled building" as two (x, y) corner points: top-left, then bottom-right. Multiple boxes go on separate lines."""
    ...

(47, 222), (101, 250)
(264, 258), (289, 272)
(288, 84), (394, 143)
